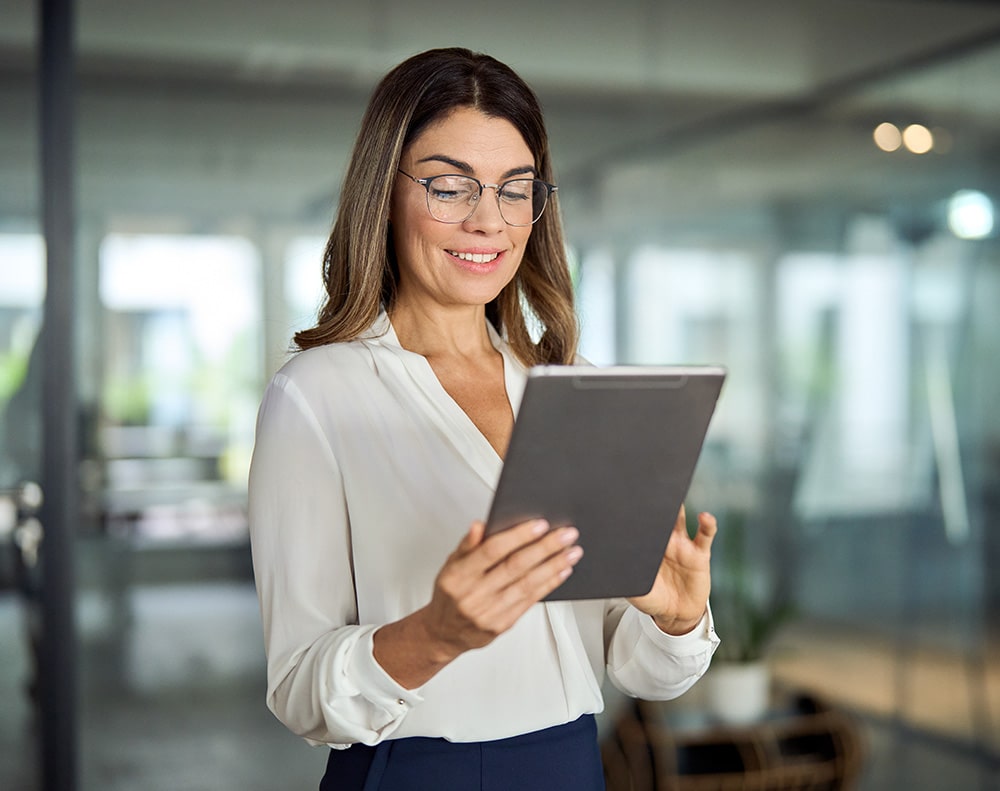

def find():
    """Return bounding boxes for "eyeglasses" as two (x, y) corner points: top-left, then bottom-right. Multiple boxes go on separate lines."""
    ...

(397, 170), (557, 227)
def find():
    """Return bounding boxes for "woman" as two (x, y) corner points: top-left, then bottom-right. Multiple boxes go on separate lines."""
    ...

(248, 47), (720, 790)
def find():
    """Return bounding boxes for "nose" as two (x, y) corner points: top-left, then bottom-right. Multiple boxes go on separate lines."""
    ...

(463, 184), (506, 232)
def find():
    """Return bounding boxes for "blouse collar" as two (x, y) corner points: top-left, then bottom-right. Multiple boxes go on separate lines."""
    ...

(362, 308), (528, 483)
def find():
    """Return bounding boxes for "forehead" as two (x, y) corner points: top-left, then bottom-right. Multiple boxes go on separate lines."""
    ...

(404, 107), (533, 168)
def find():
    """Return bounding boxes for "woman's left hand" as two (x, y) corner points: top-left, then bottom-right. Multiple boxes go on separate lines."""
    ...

(627, 506), (717, 635)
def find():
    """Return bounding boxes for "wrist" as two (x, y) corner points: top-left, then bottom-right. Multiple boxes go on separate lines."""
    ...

(409, 606), (463, 666)
(373, 609), (459, 689)
(652, 611), (704, 636)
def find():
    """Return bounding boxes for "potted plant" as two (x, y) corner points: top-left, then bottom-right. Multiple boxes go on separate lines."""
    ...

(706, 510), (796, 725)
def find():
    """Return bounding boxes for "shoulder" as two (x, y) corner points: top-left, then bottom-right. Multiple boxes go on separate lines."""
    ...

(280, 339), (376, 375)
(268, 339), (380, 401)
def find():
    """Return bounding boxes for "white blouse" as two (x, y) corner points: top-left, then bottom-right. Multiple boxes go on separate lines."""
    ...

(248, 311), (720, 749)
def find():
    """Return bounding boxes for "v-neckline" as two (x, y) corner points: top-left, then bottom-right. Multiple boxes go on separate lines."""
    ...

(365, 311), (527, 487)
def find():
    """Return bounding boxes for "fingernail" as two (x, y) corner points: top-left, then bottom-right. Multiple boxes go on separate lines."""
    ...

(566, 546), (584, 563)
(560, 527), (579, 545)
(532, 519), (550, 535)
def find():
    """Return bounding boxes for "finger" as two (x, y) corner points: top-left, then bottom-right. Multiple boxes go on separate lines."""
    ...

(693, 512), (718, 550)
(440, 520), (564, 607)
(495, 543), (583, 613)
(468, 518), (551, 573)
(454, 518), (516, 562)
(439, 522), (490, 598)
(457, 521), (487, 553)
(436, 541), (582, 644)
(486, 525), (579, 582)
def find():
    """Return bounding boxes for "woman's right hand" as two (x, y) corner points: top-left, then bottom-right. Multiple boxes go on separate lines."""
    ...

(425, 519), (582, 653)
(373, 519), (582, 688)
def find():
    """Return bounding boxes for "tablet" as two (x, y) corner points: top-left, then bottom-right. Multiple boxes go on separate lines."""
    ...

(485, 365), (726, 601)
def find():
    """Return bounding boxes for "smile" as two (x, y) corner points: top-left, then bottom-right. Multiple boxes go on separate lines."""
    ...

(448, 250), (500, 264)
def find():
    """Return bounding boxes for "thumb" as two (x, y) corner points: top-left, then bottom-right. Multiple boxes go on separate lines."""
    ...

(693, 512), (718, 550)
(458, 520), (487, 553)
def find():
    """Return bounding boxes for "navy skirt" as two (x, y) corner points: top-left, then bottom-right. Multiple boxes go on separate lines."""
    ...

(319, 714), (605, 791)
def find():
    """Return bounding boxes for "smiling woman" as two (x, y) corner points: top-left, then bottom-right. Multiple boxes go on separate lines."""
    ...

(247, 48), (721, 791)
(291, 49), (577, 367)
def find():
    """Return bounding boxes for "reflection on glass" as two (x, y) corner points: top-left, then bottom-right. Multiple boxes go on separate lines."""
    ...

(0, 234), (44, 488)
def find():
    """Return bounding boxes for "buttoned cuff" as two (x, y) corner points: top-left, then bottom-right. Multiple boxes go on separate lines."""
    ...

(638, 603), (720, 656)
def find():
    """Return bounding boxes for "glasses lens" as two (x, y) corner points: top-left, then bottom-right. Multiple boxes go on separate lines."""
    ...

(498, 180), (549, 226)
(422, 175), (552, 225)
(425, 176), (480, 222)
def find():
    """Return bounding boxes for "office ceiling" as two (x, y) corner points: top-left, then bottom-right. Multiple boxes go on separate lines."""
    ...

(2, 0), (1000, 246)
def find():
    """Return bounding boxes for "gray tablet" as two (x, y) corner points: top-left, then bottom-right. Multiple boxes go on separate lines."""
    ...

(485, 365), (726, 601)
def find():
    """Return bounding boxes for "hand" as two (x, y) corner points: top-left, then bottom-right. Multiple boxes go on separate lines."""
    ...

(627, 506), (716, 635)
(423, 519), (582, 654)
(374, 518), (582, 687)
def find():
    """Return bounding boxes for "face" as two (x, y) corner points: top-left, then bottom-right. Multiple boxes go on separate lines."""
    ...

(390, 106), (535, 314)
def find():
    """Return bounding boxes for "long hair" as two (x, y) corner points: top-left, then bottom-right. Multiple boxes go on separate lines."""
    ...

(293, 48), (578, 366)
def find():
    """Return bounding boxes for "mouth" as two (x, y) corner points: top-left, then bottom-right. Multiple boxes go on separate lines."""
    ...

(447, 250), (501, 265)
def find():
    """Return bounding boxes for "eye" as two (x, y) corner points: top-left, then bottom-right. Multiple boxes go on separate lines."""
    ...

(428, 176), (477, 202)
(500, 180), (534, 203)
(429, 187), (463, 201)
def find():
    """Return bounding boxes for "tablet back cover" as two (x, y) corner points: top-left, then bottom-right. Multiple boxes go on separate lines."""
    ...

(486, 366), (725, 601)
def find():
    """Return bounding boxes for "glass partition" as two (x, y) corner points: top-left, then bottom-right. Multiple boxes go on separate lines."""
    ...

(97, 233), (260, 544)
(0, 233), (44, 790)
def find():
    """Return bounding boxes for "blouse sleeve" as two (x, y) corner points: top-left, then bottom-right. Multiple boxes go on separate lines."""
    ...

(603, 600), (720, 700)
(248, 373), (423, 747)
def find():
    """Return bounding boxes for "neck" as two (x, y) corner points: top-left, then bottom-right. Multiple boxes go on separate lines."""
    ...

(389, 301), (494, 359)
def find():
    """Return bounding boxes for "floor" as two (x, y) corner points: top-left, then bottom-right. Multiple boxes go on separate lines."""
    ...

(0, 582), (997, 790)
(0, 582), (327, 791)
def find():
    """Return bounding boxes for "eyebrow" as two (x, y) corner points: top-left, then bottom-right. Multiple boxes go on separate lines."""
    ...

(416, 154), (537, 180)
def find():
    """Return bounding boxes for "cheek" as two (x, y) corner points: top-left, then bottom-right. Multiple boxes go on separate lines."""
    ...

(390, 211), (451, 270)
(398, 217), (444, 253)
(513, 227), (533, 255)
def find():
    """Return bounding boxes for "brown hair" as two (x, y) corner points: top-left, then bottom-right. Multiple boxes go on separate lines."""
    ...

(293, 47), (578, 366)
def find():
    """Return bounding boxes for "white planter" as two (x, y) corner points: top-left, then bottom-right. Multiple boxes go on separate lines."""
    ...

(705, 660), (771, 725)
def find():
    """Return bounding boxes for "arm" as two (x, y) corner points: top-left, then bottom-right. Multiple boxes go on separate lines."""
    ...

(249, 374), (417, 746)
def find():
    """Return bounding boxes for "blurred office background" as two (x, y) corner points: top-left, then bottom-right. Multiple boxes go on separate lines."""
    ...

(1, 0), (998, 788)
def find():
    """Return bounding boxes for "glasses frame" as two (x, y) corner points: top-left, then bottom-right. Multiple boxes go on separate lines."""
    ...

(397, 169), (558, 227)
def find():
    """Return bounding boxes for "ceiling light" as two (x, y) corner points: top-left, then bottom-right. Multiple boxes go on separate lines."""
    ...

(902, 124), (933, 154)
(947, 190), (994, 240)
(873, 122), (901, 152)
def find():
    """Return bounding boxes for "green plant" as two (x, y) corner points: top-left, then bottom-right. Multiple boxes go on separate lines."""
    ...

(103, 374), (153, 426)
(0, 352), (29, 401)
(712, 510), (795, 663)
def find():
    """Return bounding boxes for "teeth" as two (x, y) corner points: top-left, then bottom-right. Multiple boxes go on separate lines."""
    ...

(450, 251), (499, 264)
